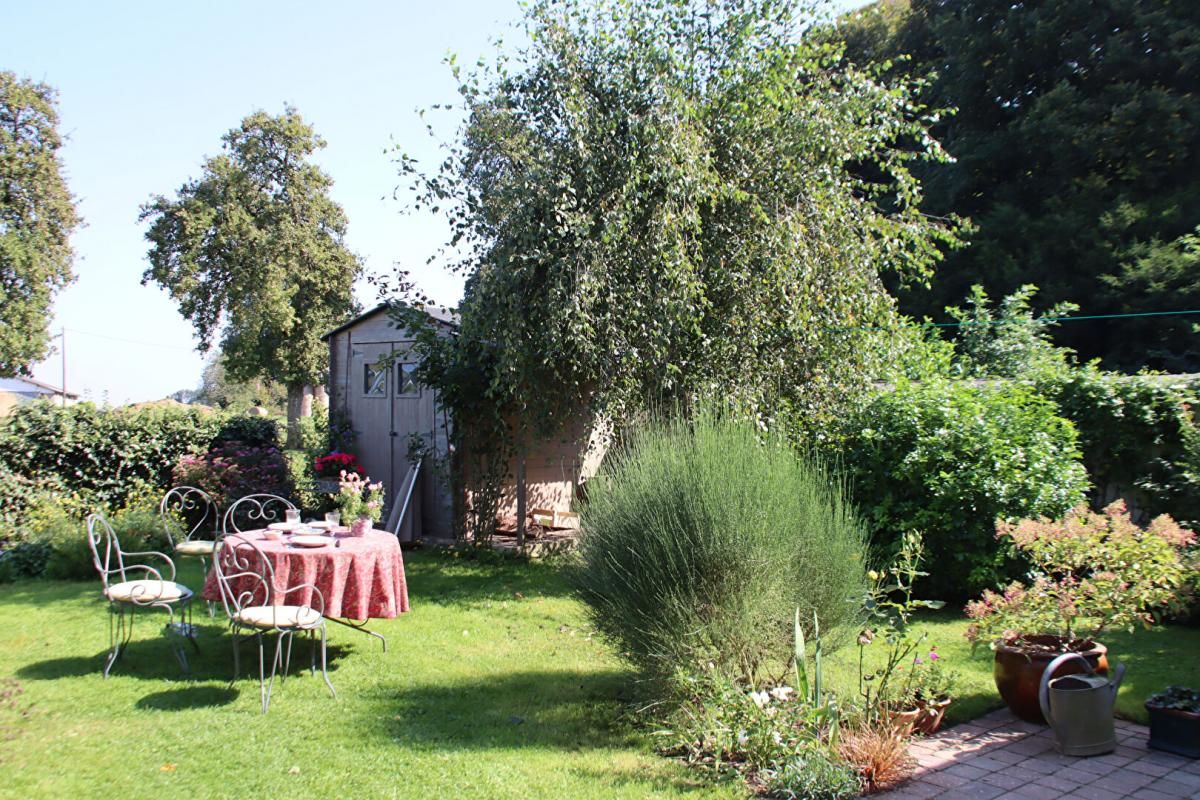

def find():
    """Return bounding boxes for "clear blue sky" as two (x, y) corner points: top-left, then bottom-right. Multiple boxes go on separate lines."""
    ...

(8, 0), (866, 404)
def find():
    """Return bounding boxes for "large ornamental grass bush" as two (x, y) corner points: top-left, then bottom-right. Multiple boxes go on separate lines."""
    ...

(571, 410), (868, 686)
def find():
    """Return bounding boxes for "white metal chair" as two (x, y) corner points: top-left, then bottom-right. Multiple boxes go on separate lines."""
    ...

(211, 534), (336, 713)
(160, 486), (222, 615)
(86, 512), (198, 678)
(222, 493), (298, 536)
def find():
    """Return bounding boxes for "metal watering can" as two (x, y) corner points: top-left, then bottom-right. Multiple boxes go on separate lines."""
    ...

(1038, 652), (1127, 757)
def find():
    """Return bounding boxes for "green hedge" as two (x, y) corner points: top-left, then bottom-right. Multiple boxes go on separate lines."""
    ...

(835, 378), (1089, 601)
(0, 402), (283, 542)
(1044, 368), (1200, 527)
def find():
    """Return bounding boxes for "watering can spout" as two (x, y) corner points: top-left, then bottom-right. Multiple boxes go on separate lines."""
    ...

(1109, 663), (1127, 697)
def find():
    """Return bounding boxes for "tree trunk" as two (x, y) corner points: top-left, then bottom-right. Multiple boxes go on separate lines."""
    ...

(300, 384), (314, 418)
(286, 383), (304, 449)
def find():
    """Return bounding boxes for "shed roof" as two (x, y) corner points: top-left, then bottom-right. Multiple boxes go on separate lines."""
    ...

(321, 303), (459, 341)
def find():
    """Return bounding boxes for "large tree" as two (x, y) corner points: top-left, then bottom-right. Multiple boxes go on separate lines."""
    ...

(0, 72), (81, 377)
(141, 108), (360, 446)
(837, 0), (1200, 371)
(396, 0), (958, 442)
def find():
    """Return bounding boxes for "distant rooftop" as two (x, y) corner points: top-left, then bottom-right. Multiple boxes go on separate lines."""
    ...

(0, 375), (79, 398)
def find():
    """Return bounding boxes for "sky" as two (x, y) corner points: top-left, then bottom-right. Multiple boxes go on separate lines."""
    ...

(8, 0), (866, 405)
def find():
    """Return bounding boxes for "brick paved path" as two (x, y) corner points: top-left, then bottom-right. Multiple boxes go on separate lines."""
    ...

(876, 708), (1200, 799)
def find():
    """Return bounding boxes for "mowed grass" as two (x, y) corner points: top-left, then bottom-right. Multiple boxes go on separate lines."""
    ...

(4, 553), (1198, 800)
(0, 551), (739, 800)
(824, 612), (1200, 727)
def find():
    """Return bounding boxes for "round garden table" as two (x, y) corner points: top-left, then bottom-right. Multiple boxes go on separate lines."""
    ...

(202, 528), (408, 650)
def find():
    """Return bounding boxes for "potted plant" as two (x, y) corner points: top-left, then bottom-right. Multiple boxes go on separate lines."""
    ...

(314, 451), (364, 492)
(1145, 686), (1200, 758)
(965, 501), (1194, 723)
(856, 531), (957, 736)
(336, 472), (385, 535)
(889, 647), (956, 736)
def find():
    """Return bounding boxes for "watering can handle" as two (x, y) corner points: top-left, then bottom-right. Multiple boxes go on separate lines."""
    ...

(1038, 652), (1091, 725)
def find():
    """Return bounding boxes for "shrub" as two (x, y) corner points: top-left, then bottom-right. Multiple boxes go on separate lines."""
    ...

(571, 410), (867, 686)
(0, 401), (227, 514)
(171, 440), (292, 506)
(211, 415), (280, 449)
(836, 378), (1089, 600)
(0, 541), (53, 582)
(766, 749), (860, 800)
(965, 501), (1196, 648)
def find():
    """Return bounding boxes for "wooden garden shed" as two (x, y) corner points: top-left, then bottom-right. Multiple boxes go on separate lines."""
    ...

(324, 304), (606, 542)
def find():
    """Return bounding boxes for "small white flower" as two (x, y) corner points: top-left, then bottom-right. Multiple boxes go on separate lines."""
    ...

(770, 686), (794, 702)
(749, 690), (770, 709)
(737, 730), (750, 746)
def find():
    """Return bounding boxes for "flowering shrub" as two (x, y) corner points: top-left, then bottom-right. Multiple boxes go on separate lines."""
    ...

(172, 440), (292, 506)
(965, 500), (1196, 648)
(336, 472), (384, 522)
(314, 451), (363, 479)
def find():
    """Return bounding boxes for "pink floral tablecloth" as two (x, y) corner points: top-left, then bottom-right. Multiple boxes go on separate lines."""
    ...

(202, 530), (409, 619)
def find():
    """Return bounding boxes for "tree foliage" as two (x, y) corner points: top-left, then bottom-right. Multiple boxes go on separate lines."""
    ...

(192, 354), (287, 414)
(140, 107), (360, 444)
(0, 72), (81, 377)
(836, 0), (1200, 371)
(394, 0), (959, 441)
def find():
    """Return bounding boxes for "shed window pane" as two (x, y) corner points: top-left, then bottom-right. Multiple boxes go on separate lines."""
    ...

(364, 365), (387, 397)
(397, 362), (419, 397)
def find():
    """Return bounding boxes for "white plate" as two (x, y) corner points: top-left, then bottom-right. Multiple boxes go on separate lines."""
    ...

(290, 534), (331, 548)
(267, 522), (296, 532)
(308, 521), (335, 529)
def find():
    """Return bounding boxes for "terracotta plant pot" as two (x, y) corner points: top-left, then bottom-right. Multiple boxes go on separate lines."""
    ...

(993, 635), (1108, 724)
(913, 698), (952, 735)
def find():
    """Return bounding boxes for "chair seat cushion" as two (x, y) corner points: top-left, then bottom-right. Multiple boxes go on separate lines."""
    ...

(234, 605), (323, 630)
(174, 540), (216, 556)
(106, 580), (192, 603)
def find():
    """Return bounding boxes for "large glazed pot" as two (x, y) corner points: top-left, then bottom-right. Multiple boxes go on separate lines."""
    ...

(994, 635), (1108, 724)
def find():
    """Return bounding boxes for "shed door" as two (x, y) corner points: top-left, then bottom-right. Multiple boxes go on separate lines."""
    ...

(347, 340), (430, 523)
(349, 342), (399, 494)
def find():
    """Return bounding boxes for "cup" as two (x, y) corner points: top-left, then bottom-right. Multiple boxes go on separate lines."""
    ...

(325, 511), (341, 527)
(284, 509), (301, 526)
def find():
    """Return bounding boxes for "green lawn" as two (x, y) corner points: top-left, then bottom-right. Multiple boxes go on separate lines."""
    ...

(3, 554), (1198, 799)
(0, 552), (738, 799)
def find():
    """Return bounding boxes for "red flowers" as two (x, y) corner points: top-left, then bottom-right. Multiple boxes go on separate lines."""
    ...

(314, 451), (364, 478)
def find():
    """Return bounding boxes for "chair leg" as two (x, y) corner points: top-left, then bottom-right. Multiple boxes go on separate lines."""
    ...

(198, 556), (215, 618)
(280, 630), (296, 683)
(103, 604), (131, 679)
(261, 632), (287, 714)
(318, 624), (336, 700)
(229, 626), (241, 688)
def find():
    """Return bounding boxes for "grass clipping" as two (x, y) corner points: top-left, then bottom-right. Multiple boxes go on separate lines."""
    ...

(570, 409), (867, 685)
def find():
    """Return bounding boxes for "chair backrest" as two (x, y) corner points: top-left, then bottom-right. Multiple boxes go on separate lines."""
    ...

(86, 512), (125, 590)
(223, 494), (298, 536)
(211, 534), (273, 618)
(160, 485), (221, 546)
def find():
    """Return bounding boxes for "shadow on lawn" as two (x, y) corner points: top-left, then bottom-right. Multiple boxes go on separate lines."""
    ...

(381, 667), (644, 752)
(135, 685), (240, 711)
(16, 634), (352, 684)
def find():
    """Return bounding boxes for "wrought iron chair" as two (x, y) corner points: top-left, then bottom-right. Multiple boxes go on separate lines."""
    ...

(223, 493), (298, 536)
(212, 534), (336, 713)
(86, 512), (198, 678)
(160, 486), (222, 614)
